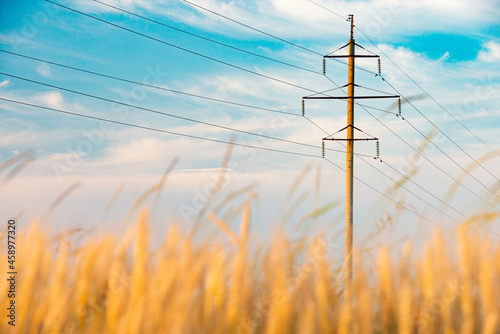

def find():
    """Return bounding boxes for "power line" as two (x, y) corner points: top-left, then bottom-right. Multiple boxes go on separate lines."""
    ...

(305, 113), (499, 237)
(356, 26), (500, 159)
(323, 157), (456, 235)
(0, 50), (299, 117)
(305, 0), (499, 167)
(1, 49), (395, 119)
(54, 0), (379, 91)
(305, 73), (500, 239)
(356, 84), (400, 96)
(337, 158), (461, 226)
(0, 95), (459, 236)
(0, 51), (392, 162)
(360, 99), (500, 211)
(0, 71), (476, 230)
(297, 14), (489, 237)
(351, 25), (500, 196)
(375, 160), (500, 240)
(179, 0), (324, 56)
(93, 0), (322, 75)
(2, 71), (379, 158)
(292, 15), (500, 233)
(11, 7), (393, 154)
(310, 116), (464, 225)
(379, 72), (500, 187)
(355, 103), (398, 116)
(0, 96), (319, 158)
(45, 1), (322, 95)
(299, 0), (500, 199)
(360, 62), (500, 201)
(403, 117), (500, 201)
(305, 105), (466, 215)
(177, 0), (378, 76)
(323, 131), (500, 240)
(321, 74), (500, 211)
(374, 158), (500, 238)
(34, 0), (500, 232)
(304, 0), (346, 20)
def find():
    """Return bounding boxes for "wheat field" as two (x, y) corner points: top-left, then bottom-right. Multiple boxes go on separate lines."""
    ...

(2, 205), (499, 334)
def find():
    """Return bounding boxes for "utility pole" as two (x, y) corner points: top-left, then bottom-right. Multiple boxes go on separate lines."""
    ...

(345, 14), (355, 290)
(302, 14), (400, 295)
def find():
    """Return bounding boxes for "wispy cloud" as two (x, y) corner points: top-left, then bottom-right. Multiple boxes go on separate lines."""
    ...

(68, 0), (500, 40)
(0, 80), (10, 89)
(37, 91), (64, 109)
(36, 63), (52, 78)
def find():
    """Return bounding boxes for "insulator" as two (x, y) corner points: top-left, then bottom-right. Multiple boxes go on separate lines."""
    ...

(323, 58), (326, 75)
(322, 141), (325, 158)
(398, 98), (402, 116)
(378, 58), (381, 75)
(302, 99), (305, 116)
(376, 140), (380, 159)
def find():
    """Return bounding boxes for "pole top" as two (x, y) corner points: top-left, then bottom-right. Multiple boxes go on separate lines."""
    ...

(347, 14), (354, 40)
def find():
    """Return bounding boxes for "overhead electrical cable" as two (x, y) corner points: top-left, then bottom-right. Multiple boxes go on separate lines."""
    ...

(36, 0), (500, 233)
(45, 1), (324, 95)
(321, 74), (500, 212)
(323, 157), (456, 235)
(93, 0), (323, 75)
(378, 71), (500, 186)
(0, 50), (299, 117)
(303, 0), (500, 195)
(0, 96), (319, 158)
(356, 26), (500, 159)
(149, 0), (378, 75)
(302, 94), (500, 238)
(1, 71), (378, 158)
(304, 0), (346, 20)
(0, 96), (459, 236)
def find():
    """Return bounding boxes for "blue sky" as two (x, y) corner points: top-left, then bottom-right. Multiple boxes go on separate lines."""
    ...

(1, 0), (500, 246)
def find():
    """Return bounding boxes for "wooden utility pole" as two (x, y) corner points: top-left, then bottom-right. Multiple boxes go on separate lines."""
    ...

(302, 14), (400, 294)
(345, 14), (355, 289)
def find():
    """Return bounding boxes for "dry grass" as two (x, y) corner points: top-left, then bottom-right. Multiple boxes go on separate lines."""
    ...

(1, 207), (499, 334)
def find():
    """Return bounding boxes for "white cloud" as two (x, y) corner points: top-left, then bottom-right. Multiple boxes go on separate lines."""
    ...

(438, 52), (450, 62)
(36, 63), (52, 78)
(37, 91), (63, 109)
(0, 32), (43, 49)
(68, 0), (500, 41)
(0, 80), (10, 89)
(478, 41), (500, 63)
